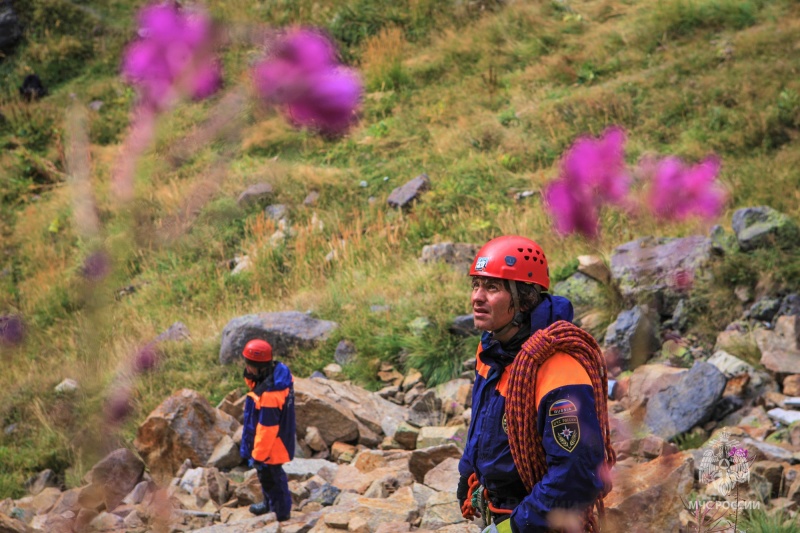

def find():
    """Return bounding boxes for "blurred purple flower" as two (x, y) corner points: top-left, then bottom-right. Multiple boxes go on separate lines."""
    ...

(81, 250), (111, 281)
(644, 155), (726, 222)
(133, 343), (159, 373)
(544, 127), (630, 239)
(122, 3), (221, 111)
(105, 389), (133, 425)
(0, 314), (25, 346)
(562, 127), (630, 204)
(253, 29), (362, 135)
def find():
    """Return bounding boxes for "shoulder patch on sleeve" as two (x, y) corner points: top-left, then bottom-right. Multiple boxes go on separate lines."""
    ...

(551, 416), (580, 452)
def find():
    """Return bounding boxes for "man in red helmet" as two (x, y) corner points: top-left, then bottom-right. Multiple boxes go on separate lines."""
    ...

(458, 236), (613, 533)
(240, 338), (296, 520)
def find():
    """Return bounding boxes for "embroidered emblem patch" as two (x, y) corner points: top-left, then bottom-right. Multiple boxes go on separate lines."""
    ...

(475, 257), (489, 271)
(551, 416), (580, 452)
(549, 399), (577, 417)
(502, 413), (508, 434)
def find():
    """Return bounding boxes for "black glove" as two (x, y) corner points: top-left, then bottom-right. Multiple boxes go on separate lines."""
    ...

(457, 474), (469, 509)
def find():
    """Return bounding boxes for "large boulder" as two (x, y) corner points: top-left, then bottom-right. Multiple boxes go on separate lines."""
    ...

(627, 364), (686, 405)
(731, 206), (799, 251)
(552, 272), (605, 314)
(78, 449), (144, 512)
(645, 362), (726, 440)
(236, 183), (274, 209)
(604, 306), (661, 370)
(604, 452), (694, 533)
(295, 377), (408, 446)
(610, 236), (712, 313)
(219, 312), (338, 364)
(755, 315), (800, 374)
(0, 1), (22, 55)
(419, 242), (479, 275)
(134, 389), (240, 483)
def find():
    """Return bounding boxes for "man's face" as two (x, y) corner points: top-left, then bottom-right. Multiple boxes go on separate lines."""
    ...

(471, 276), (514, 332)
(245, 363), (260, 375)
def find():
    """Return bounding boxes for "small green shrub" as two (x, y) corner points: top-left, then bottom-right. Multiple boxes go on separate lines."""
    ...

(740, 507), (800, 533)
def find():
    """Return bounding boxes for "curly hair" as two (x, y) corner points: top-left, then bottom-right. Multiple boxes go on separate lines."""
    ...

(503, 280), (544, 313)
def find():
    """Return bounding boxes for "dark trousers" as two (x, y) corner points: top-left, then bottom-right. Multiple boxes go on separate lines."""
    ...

(256, 464), (292, 521)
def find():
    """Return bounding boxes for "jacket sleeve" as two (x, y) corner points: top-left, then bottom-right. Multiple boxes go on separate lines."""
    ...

(509, 358), (605, 532)
(251, 387), (291, 463)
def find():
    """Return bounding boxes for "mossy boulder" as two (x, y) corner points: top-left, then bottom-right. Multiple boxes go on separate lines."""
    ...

(731, 206), (800, 251)
(552, 272), (605, 314)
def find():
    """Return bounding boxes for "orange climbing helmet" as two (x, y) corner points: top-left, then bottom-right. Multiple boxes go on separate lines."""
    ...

(243, 339), (273, 365)
(469, 235), (550, 290)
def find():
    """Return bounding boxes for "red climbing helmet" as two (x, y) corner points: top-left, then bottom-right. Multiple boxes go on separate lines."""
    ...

(243, 339), (273, 365)
(469, 235), (550, 290)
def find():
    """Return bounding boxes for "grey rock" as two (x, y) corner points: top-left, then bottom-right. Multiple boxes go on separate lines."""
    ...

(604, 306), (661, 369)
(155, 321), (190, 342)
(54, 378), (79, 394)
(303, 191), (319, 206)
(407, 390), (443, 428)
(0, 1), (22, 54)
(88, 100), (104, 111)
(610, 236), (712, 313)
(553, 272), (605, 313)
(370, 305), (391, 313)
(644, 362), (726, 440)
(755, 315), (800, 373)
(666, 299), (689, 332)
(732, 206), (800, 251)
(334, 339), (357, 366)
(236, 183), (274, 209)
(388, 173), (430, 208)
(264, 204), (288, 221)
(747, 297), (782, 322)
(310, 371), (326, 379)
(420, 241), (479, 275)
(767, 408), (800, 426)
(283, 458), (339, 481)
(308, 483), (340, 506)
(450, 314), (479, 337)
(779, 294), (800, 317)
(24, 469), (59, 496)
(219, 312), (338, 364)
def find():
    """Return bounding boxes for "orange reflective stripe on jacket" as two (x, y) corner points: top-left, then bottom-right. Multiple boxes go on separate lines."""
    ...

(534, 351), (592, 410)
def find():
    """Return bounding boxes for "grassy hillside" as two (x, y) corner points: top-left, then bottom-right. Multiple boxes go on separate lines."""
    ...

(2, 0), (800, 497)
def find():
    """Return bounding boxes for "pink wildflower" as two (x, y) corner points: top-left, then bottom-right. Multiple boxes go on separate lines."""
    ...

(645, 155), (726, 222)
(253, 29), (362, 135)
(122, 3), (221, 111)
(544, 127), (630, 238)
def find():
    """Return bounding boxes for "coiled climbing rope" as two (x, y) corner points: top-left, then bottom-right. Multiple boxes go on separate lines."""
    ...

(506, 320), (616, 532)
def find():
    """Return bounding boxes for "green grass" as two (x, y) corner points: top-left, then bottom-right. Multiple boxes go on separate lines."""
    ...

(2, 0), (800, 498)
(739, 507), (800, 533)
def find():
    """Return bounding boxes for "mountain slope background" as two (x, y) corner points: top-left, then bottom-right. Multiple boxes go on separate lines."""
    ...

(1, 0), (799, 497)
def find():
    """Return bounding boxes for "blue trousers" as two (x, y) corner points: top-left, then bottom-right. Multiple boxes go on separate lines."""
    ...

(256, 464), (292, 521)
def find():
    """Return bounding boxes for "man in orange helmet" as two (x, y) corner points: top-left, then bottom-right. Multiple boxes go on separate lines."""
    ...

(240, 338), (296, 520)
(458, 236), (614, 533)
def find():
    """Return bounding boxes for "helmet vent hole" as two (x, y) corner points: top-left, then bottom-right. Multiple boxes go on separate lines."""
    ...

(517, 248), (523, 252)
(527, 248), (532, 253)
(524, 255), (529, 260)
(535, 250), (540, 255)
(528, 272), (532, 277)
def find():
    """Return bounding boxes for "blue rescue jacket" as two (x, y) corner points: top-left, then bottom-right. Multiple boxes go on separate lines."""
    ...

(240, 362), (296, 465)
(458, 295), (605, 532)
